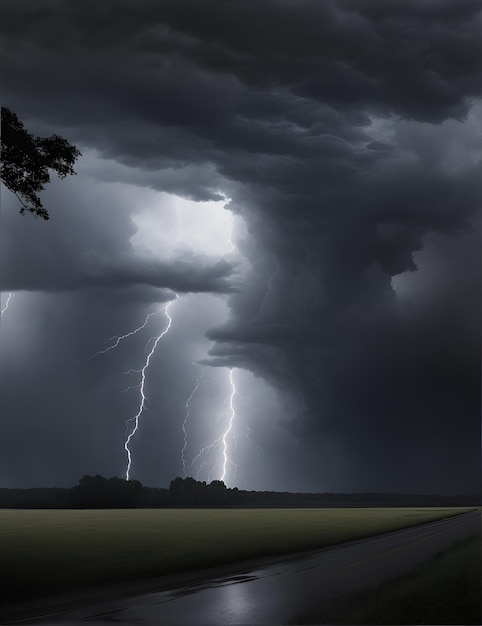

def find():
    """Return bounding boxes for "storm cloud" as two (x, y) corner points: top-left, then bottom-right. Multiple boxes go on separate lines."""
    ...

(0, 0), (480, 493)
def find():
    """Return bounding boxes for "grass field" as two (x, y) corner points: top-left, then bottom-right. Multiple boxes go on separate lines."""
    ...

(0, 507), (475, 603)
(293, 533), (481, 625)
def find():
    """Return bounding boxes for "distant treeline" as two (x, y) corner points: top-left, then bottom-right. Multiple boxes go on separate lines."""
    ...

(0, 475), (480, 508)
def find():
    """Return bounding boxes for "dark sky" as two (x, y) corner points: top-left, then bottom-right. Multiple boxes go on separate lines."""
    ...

(0, 0), (480, 494)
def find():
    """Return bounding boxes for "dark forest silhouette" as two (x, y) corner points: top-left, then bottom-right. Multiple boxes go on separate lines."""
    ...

(0, 475), (479, 508)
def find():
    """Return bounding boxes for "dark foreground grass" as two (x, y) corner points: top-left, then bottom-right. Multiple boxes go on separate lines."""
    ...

(293, 533), (481, 625)
(0, 507), (474, 603)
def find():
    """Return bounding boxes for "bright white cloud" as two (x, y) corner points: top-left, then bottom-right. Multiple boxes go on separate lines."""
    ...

(130, 193), (236, 259)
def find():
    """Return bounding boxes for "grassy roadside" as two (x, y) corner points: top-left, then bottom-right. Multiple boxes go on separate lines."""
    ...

(0, 507), (475, 603)
(292, 533), (481, 625)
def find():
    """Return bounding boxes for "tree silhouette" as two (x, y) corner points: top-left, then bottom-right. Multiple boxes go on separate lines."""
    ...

(169, 476), (233, 505)
(1, 106), (81, 220)
(68, 475), (143, 508)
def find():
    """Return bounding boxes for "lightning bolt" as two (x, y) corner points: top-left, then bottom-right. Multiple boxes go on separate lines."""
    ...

(83, 308), (164, 360)
(245, 421), (264, 456)
(120, 382), (142, 394)
(125, 296), (178, 480)
(227, 211), (236, 254)
(82, 198), (242, 483)
(185, 370), (232, 480)
(191, 437), (223, 479)
(0, 292), (14, 317)
(221, 369), (237, 484)
(181, 370), (204, 477)
(185, 367), (244, 486)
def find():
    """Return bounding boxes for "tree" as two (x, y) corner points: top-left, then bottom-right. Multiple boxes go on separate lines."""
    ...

(206, 479), (229, 505)
(0, 106), (81, 220)
(169, 476), (208, 505)
(68, 475), (143, 508)
(168, 476), (234, 505)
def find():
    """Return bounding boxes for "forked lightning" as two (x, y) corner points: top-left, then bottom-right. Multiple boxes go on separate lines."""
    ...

(85, 308), (164, 360)
(125, 297), (177, 479)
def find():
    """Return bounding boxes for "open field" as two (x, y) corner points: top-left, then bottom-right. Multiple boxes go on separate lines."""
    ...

(293, 532), (481, 625)
(0, 507), (475, 603)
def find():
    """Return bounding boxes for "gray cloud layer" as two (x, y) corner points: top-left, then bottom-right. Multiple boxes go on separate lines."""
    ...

(0, 0), (480, 493)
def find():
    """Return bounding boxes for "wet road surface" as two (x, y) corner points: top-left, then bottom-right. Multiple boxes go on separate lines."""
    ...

(6, 510), (480, 625)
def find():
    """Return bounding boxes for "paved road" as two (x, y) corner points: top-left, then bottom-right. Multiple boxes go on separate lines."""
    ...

(6, 510), (480, 625)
